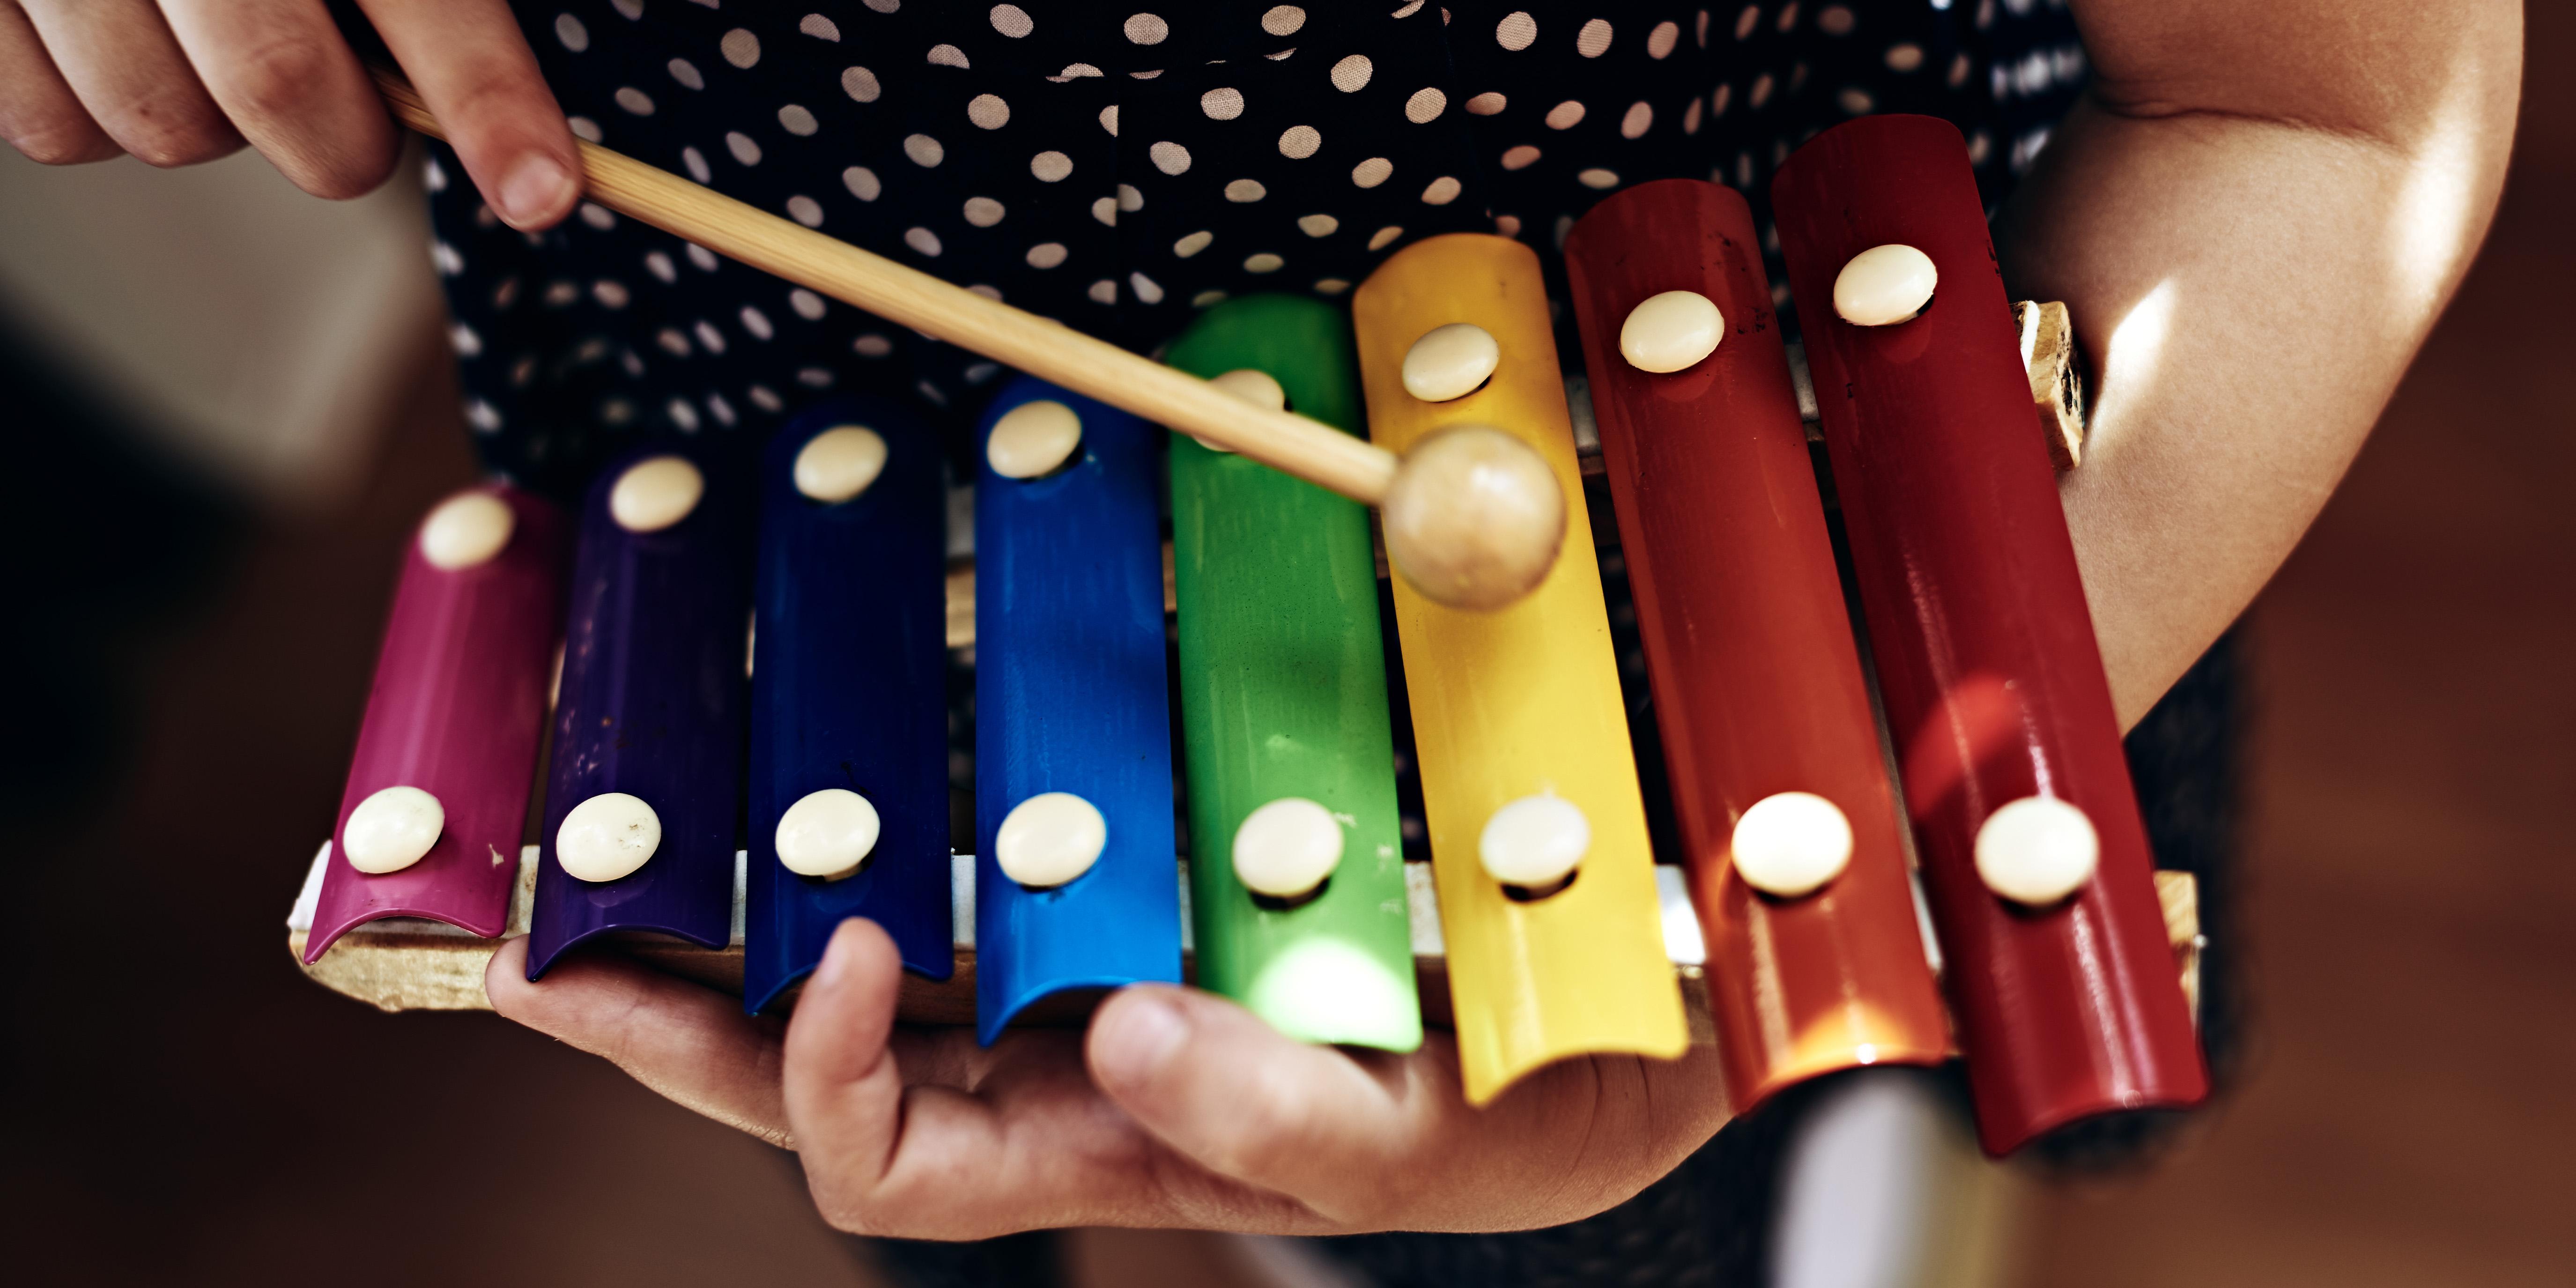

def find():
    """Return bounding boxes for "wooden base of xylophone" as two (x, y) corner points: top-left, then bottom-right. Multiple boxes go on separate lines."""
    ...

(285, 843), (2200, 1043)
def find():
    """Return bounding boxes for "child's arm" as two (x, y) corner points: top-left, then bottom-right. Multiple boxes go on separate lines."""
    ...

(2002, 0), (2520, 729)
(0, 0), (579, 229)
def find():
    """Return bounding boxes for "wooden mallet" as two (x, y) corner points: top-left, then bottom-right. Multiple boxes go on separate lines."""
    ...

(375, 73), (1563, 611)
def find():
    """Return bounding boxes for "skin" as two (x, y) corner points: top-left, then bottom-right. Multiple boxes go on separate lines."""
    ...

(1, 0), (2523, 1241)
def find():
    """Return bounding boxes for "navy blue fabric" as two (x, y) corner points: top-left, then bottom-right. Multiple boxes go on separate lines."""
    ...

(428, 0), (2086, 496)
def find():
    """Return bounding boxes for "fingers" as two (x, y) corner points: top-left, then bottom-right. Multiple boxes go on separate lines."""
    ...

(1088, 986), (1737, 1231)
(0, 3), (119, 163)
(785, 922), (1302, 1238)
(358, 0), (577, 229)
(1087, 985), (1434, 1223)
(779, 919), (906, 1176)
(484, 936), (794, 1147)
(18, 0), (242, 166)
(159, 0), (395, 199)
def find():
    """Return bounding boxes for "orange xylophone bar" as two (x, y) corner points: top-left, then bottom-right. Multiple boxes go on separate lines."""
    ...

(1563, 179), (1951, 1111)
(1771, 115), (2206, 1154)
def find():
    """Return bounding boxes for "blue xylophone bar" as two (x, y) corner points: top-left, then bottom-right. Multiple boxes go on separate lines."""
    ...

(971, 376), (1182, 1044)
(745, 399), (955, 1011)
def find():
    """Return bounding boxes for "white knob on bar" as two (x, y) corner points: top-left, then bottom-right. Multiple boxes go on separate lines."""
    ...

(776, 787), (881, 880)
(1974, 795), (2099, 905)
(1479, 792), (1590, 889)
(1729, 791), (1853, 898)
(1232, 797), (1344, 899)
(1833, 244), (1938, 327)
(558, 791), (663, 882)
(795, 426), (889, 503)
(987, 400), (1085, 479)
(994, 791), (1107, 888)
(1619, 290), (1725, 373)
(344, 785), (444, 874)
(418, 491), (515, 570)
(610, 456), (705, 532)
(1401, 322), (1501, 402)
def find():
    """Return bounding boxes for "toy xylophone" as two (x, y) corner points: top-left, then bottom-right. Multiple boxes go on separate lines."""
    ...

(289, 110), (2205, 1153)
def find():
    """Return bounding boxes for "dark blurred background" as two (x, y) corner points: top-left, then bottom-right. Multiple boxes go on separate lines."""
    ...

(2, 10), (2568, 1287)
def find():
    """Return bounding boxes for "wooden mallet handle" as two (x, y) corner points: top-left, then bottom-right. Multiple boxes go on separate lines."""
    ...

(376, 71), (1563, 609)
(375, 71), (1397, 502)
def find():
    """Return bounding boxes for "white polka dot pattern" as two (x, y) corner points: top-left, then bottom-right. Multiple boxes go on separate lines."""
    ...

(1577, 18), (1614, 59)
(424, 0), (2080, 485)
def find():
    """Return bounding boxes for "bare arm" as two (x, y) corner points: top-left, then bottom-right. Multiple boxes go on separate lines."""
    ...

(1999, 0), (2522, 727)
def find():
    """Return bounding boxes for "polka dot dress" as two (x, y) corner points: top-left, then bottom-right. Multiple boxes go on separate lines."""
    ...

(429, 0), (2085, 496)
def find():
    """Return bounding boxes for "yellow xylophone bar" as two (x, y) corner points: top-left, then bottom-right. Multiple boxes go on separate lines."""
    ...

(1352, 235), (1689, 1103)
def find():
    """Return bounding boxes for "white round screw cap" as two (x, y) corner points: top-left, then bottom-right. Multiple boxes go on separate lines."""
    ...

(995, 791), (1108, 888)
(1231, 797), (1344, 898)
(794, 426), (889, 503)
(987, 399), (1085, 478)
(776, 787), (881, 879)
(1729, 791), (1854, 898)
(1974, 796), (2099, 905)
(1195, 368), (1288, 453)
(557, 791), (663, 882)
(1833, 244), (1939, 326)
(418, 491), (515, 570)
(343, 785), (444, 874)
(610, 456), (705, 532)
(1619, 290), (1725, 373)
(1479, 793), (1591, 888)
(1401, 322), (1502, 402)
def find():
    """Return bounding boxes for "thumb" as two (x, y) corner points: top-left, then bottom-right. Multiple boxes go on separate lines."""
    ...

(1084, 985), (1440, 1224)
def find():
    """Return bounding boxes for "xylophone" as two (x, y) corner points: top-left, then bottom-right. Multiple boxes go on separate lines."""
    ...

(289, 110), (2204, 1154)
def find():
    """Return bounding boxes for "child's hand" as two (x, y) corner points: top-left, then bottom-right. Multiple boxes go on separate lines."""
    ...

(486, 919), (1733, 1237)
(0, 0), (578, 229)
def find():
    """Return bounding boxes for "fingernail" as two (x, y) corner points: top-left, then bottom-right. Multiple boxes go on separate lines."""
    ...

(496, 152), (573, 227)
(1095, 994), (1189, 1090)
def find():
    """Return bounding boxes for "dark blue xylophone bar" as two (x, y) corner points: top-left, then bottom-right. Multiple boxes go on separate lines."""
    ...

(746, 399), (955, 1012)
